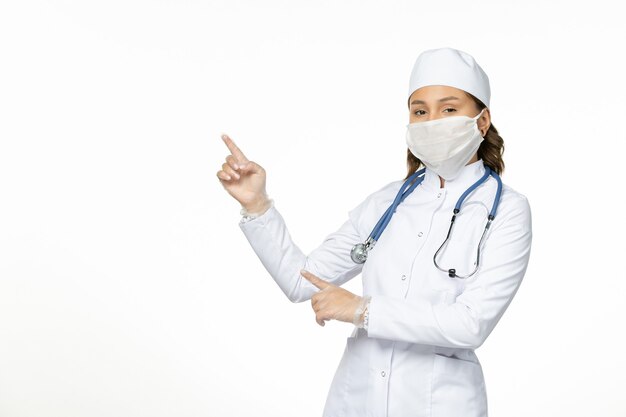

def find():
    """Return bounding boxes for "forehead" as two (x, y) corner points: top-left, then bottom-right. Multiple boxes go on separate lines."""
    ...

(409, 85), (469, 102)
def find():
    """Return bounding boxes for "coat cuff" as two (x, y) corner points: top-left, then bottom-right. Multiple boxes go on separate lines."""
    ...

(238, 202), (276, 227)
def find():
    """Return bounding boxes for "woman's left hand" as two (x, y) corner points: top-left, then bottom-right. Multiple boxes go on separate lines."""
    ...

(300, 269), (364, 326)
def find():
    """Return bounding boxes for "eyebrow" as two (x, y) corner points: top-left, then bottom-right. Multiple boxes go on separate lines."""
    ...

(410, 96), (461, 105)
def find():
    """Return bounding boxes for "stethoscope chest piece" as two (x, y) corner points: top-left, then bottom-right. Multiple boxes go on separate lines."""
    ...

(350, 237), (375, 264)
(350, 243), (367, 264)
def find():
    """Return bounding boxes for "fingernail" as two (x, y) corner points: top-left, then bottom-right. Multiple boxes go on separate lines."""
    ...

(233, 163), (239, 170)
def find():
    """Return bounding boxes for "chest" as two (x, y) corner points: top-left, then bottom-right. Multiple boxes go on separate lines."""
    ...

(359, 187), (494, 302)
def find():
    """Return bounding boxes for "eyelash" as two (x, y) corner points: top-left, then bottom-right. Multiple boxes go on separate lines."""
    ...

(413, 108), (457, 116)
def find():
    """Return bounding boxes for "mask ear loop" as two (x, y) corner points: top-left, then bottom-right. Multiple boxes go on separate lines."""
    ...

(475, 108), (487, 136)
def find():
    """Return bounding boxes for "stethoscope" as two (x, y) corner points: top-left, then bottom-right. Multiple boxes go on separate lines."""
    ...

(350, 164), (502, 279)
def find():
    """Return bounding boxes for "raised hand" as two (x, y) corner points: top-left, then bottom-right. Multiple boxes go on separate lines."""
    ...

(217, 133), (271, 213)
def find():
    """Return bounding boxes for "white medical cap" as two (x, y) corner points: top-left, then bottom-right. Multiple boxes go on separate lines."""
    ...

(407, 47), (490, 109)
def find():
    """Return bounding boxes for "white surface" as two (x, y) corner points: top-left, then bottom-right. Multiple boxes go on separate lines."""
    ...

(0, 1), (624, 416)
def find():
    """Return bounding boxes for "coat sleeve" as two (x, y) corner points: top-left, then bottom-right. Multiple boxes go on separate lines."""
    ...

(238, 197), (371, 303)
(365, 194), (533, 349)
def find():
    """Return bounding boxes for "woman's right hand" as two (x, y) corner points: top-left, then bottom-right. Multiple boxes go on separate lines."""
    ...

(217, 133), (271, 214)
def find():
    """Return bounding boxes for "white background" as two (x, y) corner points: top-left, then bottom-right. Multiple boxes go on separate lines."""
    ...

(1, 1), (625, 416)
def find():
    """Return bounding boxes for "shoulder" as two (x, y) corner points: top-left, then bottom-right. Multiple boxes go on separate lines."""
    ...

(491, 180), (532, 232)
(371, 178), (406, 201)
(348, 178), (404, 214)
(346, 178), (404, 232)
(499, 182), (531, 215)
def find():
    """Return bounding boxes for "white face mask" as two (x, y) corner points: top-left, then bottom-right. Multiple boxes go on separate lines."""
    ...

(405, 108), (486, 181)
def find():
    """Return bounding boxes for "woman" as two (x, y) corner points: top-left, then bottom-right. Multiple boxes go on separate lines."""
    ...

(217, 47), (532, 417)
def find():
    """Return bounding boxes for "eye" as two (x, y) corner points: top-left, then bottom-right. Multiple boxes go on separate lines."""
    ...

(443, 107), (457, 113)
(413, 109), (426, 116)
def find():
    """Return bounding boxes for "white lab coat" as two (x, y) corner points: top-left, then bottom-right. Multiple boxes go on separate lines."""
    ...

(239, 159), (532, 417)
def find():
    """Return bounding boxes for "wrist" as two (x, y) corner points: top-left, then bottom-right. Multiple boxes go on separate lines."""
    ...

(242, 196), (272, 215)
(353, 295), (372, 328)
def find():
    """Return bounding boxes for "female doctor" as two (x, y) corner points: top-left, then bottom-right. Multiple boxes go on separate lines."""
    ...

(216, 47), (532, 417)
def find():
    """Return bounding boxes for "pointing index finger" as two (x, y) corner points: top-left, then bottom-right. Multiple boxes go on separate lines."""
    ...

(300, 269), (330, 290)
(221, 134), (249, 164)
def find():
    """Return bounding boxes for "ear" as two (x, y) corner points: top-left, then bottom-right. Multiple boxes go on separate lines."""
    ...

(478, 108), (491, 136)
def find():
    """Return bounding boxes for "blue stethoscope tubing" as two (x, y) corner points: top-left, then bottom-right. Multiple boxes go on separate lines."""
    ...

(350, 167), (427, 264)
(350, 164), (503, 279)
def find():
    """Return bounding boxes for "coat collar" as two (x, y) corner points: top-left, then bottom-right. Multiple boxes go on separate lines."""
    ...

(420, 159), (487, 194)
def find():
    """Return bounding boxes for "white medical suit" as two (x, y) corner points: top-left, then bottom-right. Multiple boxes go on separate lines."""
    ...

(239, 159), (533, 417)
